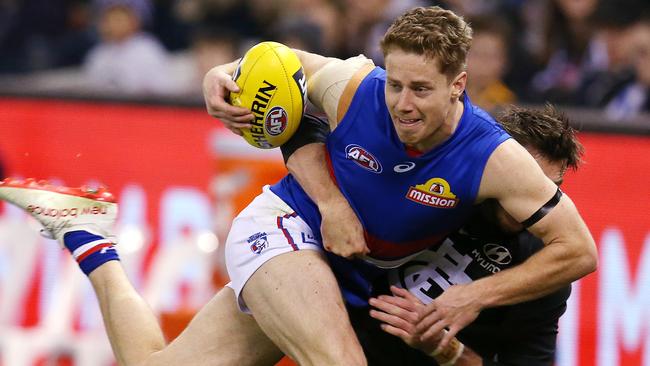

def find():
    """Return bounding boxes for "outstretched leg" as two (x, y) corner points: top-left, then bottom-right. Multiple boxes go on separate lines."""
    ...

(0, 179), (283, 366)
(89, 263), (284, 366)
(88, 261), (166, 365)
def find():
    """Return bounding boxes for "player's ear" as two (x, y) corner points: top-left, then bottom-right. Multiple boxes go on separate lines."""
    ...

(450, 71), (467, 99)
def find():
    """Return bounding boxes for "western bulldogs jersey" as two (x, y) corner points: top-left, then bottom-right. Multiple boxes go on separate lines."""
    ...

(350, 216), (570, 366)
(271, 67), (510, 305)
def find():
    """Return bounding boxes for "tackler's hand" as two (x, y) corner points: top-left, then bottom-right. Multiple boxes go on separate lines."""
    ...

(319, 195), (369, 258)
(416, 283), (482, 349)
(202, 67), (254, 135)
(369, 286), (446, 354)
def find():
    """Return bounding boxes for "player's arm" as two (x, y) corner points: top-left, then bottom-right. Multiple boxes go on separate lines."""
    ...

(281, 115), (368, 258)
(294, 51), (375, 128)
(474, 139), (597, 304)
(201, 49), (334, 132)
(203, 49), (374, 257)
(417, 139), (597, 347)
(279, 54), (374, 258)
(202, 48), (374, 133)
(202, 50), (335, 131)
(283, 133), (369, 258)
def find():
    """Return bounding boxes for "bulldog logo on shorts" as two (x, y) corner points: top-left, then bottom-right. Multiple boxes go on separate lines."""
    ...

(248, 232), (268, 254)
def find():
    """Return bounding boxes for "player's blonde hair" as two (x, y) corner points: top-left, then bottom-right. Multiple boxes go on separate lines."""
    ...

(380, 6), (473, 80)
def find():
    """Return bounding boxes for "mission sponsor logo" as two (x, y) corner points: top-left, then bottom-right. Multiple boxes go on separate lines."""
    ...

(406, 178), (458, 208)
(264, 106), (288, 136)
(345, 144), (382, 173)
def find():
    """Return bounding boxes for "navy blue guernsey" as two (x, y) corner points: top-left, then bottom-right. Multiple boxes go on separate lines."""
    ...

(349, 214), (571, 366)
(271, 67), (510, 305)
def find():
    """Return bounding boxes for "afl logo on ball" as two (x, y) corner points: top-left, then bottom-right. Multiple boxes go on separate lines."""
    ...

(265, 106), (288, 136)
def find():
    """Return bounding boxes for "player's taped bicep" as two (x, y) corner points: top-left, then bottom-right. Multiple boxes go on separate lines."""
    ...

(308, 55), (374, 123)
(280, 114), (331, 162)
(520, 188), (563, 228)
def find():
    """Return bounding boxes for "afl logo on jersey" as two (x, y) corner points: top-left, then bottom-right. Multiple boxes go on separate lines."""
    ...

(483, 244), (512, 265)
(345, 144), (382, 173)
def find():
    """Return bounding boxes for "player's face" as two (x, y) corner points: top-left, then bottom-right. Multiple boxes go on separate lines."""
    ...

(493, 148), (566, 233)
(384, 49), (466, 152)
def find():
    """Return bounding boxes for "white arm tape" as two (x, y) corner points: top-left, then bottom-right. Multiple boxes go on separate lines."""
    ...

(307, 55), (375, 123)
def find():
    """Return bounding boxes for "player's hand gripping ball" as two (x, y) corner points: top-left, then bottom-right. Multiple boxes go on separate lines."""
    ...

(230, 41), (307, 149)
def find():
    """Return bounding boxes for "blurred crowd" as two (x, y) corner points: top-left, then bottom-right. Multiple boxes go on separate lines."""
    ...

(0, 0), (649, 120)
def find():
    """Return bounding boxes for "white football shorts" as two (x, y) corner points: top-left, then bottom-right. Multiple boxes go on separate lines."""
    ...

(225, 185), (322, 312)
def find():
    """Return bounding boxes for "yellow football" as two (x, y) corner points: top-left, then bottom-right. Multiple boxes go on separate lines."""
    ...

(230, 41), (307, 149)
